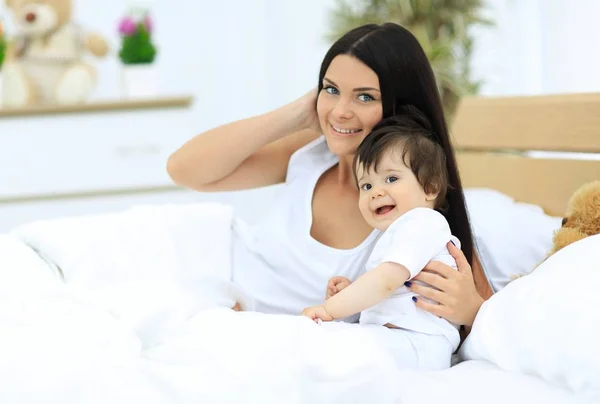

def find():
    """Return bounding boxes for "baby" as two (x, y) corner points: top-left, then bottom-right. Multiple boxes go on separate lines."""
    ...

(301, 109), (462, 369)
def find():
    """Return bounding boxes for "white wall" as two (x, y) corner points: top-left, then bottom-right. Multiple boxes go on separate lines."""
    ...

(470, 0), (544, 95)
(539, 1), (600, 94)
(471, 0), (600, 96)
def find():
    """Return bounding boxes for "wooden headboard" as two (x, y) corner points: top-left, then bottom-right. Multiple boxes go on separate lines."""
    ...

(451, 93), (600, 216)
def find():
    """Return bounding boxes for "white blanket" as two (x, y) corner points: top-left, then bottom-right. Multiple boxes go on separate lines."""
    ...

(1, 202), (588, 404)
(0, 283), (401, 403)
(1, 203), (403, 404)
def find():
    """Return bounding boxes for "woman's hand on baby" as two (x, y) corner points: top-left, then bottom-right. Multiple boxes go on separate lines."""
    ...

(407, 242), (484, 327)
(326, 276), (352, 299)
(301, 305), (334, 323)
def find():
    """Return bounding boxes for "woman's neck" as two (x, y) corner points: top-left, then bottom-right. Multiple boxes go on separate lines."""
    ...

(334, 154), (357, 187)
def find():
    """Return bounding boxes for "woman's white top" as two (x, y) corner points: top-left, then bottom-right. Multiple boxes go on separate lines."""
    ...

(359, 207), (461, 349)
(231, 136), (380, 317)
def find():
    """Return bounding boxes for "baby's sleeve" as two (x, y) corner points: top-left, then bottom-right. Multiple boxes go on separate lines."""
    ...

(379, 208), (455, 279)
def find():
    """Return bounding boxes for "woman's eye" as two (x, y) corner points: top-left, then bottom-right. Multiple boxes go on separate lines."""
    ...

(324, 86), (339, 95)
(358, 94), (375, 102)
(385, 176), (398, 183)
(360, 183), (372, 191)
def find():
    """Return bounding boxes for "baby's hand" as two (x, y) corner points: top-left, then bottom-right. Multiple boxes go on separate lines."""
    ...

(326, 276), (352, 299)
(301, 305), (334, 323)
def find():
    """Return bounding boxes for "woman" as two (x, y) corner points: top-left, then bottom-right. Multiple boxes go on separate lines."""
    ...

(167, 23), (493, 333)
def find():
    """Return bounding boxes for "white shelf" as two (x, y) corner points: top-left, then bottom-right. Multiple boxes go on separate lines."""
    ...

(0, 95), (194, 118)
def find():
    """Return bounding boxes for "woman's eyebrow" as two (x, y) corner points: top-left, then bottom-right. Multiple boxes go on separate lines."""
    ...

(323, 78), (338, 87)
(354, 86), (381, 93)
(323, 78), (380, 93)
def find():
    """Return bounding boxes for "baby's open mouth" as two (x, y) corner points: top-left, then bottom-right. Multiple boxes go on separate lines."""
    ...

(375, 205), (395, 215)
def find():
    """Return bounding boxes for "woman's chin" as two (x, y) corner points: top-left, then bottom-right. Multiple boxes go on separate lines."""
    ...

(323, 133), (366, 157)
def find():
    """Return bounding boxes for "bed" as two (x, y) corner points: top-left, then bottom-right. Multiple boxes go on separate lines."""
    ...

(453, 92), (600, 216)
(0, 93), (598, 404)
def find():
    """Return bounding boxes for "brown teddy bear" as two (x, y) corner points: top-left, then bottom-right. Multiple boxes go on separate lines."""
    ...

(546, 180), (600, 258)
(2, 0), (109, 107)
(508, 181), (600, 282)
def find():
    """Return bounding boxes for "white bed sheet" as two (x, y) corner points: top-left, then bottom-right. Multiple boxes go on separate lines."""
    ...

(395, 360), (591, 404)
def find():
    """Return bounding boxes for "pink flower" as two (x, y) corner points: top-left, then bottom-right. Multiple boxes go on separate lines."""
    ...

(144, 16), (153, 33)
(118, 17), (137, 35)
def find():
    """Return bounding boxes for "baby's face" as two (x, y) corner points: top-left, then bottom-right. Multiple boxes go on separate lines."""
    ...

(355, 150), (437, 231)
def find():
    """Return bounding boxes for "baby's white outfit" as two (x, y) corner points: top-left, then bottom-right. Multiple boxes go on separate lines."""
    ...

(357, 207), (462, 367)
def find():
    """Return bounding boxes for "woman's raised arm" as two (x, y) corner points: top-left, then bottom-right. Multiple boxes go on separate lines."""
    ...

(167, 90), (320, 192)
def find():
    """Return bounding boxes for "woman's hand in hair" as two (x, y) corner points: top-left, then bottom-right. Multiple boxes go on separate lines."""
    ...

(291, 88), (321, 134)
(406, 242), (484, 327)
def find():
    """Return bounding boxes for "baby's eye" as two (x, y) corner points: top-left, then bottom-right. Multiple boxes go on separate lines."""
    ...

(385, 176), (398, 183)
(360, 183), (372, 191)
(323, 86), (339, 95)
(357, 93), (375, 102)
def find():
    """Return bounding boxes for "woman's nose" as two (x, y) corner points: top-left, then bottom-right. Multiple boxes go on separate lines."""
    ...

(331, 98), (353, 120)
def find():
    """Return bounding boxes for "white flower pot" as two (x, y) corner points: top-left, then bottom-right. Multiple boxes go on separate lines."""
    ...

(121, 64), (158, 98)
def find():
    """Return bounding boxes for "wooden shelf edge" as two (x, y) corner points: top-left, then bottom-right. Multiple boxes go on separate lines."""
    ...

(0, 95), (194, 118)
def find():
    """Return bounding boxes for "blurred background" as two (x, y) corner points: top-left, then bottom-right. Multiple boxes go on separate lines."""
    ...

(1, 0), (599, 232)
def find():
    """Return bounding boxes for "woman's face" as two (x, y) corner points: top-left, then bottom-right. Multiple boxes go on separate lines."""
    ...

(316, 55), (383, 157)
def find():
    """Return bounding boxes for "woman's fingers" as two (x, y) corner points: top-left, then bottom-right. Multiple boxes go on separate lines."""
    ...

(404, 243), (484, 326)
(422, 259), (456, 279)
(408, 283), (451, 306)
(413, 298), (450, 318)
(448, 241), (472, 275)
(411, 271), (450, 291)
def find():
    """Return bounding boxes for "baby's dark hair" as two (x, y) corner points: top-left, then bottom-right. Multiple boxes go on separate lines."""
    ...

(354, 106), (450, 211)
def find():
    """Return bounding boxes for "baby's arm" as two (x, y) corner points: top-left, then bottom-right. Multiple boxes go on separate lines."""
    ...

(322, 262), (410, 320)
(302, 209), (453, 322)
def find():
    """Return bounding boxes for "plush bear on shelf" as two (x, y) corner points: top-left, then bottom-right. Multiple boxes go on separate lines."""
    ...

(545, 180), (600, 259)
(1, 0), (109, 107)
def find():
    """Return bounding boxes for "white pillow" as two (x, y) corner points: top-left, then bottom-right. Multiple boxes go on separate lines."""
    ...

(464, 188), (562, 292)
(9, 203), (236, 290)
(460, 234), (600, 401)
(0, 235), (63, 296)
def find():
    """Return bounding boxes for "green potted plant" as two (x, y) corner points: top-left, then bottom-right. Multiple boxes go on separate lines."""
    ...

(118, 8), (158, 98)
(326, 0), (493, 120)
